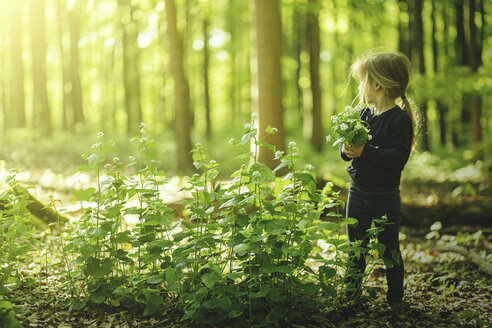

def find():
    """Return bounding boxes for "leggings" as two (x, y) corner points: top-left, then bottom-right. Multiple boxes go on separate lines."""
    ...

(345, 183), (404, 304)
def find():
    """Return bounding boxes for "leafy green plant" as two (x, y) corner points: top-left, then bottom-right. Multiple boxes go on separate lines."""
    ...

(327, 105), (371, 147)
(0, 171), (37, 327)
(65, 120), (386, 326)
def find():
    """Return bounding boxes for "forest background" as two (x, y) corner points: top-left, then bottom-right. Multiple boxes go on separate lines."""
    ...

(0, 0), (490, 178)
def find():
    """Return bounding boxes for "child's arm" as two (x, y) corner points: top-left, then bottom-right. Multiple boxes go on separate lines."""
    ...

(359, 115), (412, 169)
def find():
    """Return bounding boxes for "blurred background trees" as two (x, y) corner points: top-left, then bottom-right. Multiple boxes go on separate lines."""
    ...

(0, 0), (490, 172)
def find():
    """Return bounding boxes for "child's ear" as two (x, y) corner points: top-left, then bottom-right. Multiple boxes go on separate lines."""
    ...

(374, 82), (382, 90)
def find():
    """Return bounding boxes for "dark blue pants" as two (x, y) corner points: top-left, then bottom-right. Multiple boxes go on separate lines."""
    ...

(345, 183), (404, 304)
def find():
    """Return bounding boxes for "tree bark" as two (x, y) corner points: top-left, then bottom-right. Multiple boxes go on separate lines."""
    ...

(413, 0), (429, 151)
(254, 0), (286, 171)
(57, 0), (70, 131)
(307, 0), (323, 152)
(397, 0), (411, 59)
(30, 0), (52, 137)
(431, 0), (447, 146)
(68, 3), (84, 128)
(9, 1), (26, 128)
(464, 0), (482, 161)
(165, 0), (194, 173)
(203, 18), (211, 139)
(119, 0), (142, 134)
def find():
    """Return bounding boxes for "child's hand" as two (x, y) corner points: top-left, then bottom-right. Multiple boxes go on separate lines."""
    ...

(342, 143), (364, 158)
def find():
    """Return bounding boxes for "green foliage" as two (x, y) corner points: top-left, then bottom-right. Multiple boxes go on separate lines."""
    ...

(0, 171), (37, 327)
(328, 105), (371, 147)
(64, 121), (389, 326)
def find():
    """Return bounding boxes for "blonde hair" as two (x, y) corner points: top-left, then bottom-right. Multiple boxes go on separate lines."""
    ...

(350, 52), (417, 150)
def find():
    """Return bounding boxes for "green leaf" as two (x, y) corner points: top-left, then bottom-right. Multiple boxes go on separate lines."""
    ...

(235, 214), (249, 227)
(143, 288), (163, 305)
(0, 300), (12, 310)
(321, 221), (340, 231)
(201, 271), (220, 288)
(166, 268), (180, 285)
(264, 219), (286, 235)
(87, 153), (105, 168)
(73, 188), (96, 201)
(241, 130), (257, 145)
(90, 291), (106, 304)
(147, 274), (163, 284)
(369, 242), (386, 256)
(300, 282), (319, 296)
(255, 141), (275, 152)
(69, 299), (86, 311)
(341, 217), (358, 226)
(234, 243), (250, 256)
(265, 125), (277, 134)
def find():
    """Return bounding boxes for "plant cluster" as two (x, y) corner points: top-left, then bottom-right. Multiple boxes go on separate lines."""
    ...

(61, 122), (387, 326)
(0, 170), (37, 327)
(327, 105), (371, 147)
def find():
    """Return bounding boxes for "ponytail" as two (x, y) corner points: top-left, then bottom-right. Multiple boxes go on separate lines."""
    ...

(400, 96), (418, 151)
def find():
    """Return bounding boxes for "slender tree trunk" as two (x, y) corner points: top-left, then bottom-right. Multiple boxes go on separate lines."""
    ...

(249, 0), (259, 119)
(413, 0), (429, 151)
(203, 18), (211, 139)
(398, 0), (411, 58)
(30, 0), (52, 137)
(406, 0), (415, 63)
(431, 0), (447, 146)
(120, 0), (142, 134)
(307, 0), (322, 152)
(68, 4), (84, 128)
(165, 0), (194, 173)
(330, 0), (339, 115)
(9, 1), (26, 128)
(57, 0), (71, 131)
(226, 0), (238, 121)
(254, 0), (286, 171)
(465, 0), (482, 161)
(293, 2), (304, 122)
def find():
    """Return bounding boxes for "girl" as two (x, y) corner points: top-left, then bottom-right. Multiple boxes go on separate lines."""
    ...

(340, 52), (417, 308)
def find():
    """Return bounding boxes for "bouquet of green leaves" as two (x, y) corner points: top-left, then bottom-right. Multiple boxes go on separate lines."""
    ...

(327, 105), (371, 147)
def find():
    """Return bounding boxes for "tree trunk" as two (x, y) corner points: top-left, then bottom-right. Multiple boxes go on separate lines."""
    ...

(254, 0), (286, 171)
(431, 0), (447, 146)
(120, 0), (142, 135)
(56, 0), (71, 131)
(165, 0), (194, 173)
(413, 0), (429, 151)
(397, 0), (411, 58)
(293, 2), (304, 122)
(406, 0), (415, 63)
(456, 0), (468, 66)
(307, 0), (322, 152)
(30, 0), (52, 137)
(68, 3), (84, 129)
(464, 0), (482, 161)
(203, 18), (211, 139)
(9, 1), (26, 128)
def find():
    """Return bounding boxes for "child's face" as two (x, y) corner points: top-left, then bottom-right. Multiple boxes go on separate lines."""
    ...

(360, 79), (378, 104)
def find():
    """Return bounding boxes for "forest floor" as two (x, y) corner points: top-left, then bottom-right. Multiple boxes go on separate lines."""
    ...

(7, 225), (491, 328)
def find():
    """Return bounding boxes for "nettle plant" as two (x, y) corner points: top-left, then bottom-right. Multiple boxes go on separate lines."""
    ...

(65, 121), (387, 326)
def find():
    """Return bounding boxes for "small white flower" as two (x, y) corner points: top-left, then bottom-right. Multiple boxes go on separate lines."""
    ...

(340, 123), (348, 131)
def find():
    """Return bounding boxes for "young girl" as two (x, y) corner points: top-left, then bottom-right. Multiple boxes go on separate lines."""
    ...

(340, 52), (416, 308)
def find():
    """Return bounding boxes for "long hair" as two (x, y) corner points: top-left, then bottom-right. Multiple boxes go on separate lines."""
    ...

(350, 52), (418, 150)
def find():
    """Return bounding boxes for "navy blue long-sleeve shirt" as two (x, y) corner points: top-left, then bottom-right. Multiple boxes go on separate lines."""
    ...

(340, 105), (413, 190)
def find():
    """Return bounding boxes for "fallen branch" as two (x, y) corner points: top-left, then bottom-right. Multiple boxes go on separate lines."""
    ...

(0, 186), (70, 225)
(433, 244), (492, 276)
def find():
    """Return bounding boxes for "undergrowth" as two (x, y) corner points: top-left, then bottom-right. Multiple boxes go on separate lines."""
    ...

(2, 120), (393, 327)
